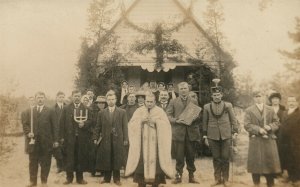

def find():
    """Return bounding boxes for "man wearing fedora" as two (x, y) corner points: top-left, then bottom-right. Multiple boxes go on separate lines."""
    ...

(203, 85), (239, 186)
(244, 91), (281, 187)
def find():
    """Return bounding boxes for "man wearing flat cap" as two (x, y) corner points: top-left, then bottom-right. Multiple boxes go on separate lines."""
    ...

(203, 85), (239, 186)
(244, 91), (281, 187)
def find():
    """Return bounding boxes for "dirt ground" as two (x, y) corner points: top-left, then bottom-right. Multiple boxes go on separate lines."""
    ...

(0, 132), (298, 187)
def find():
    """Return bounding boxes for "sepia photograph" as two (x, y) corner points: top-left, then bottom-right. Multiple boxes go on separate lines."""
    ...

(0, 0), (300, 186)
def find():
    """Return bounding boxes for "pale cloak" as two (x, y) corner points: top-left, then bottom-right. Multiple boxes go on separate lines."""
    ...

(125, 106), (174, 178)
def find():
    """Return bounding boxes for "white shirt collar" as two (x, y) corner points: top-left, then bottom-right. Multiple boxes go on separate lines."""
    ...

(57, 102), (63, 107)
(256, 103), (264, 111)
(108, 106), (116, 112)
(288, 107), (297, 115)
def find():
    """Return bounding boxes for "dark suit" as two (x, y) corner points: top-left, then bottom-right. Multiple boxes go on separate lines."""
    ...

(21, 106), (58, 185)
(157, 102), (169, 112)
(52, 103), (66, 171)
(166, 96), (201, 176)
(202, 101), (239, 182)
(93, 107), (128, 182)
(59, 103), (92, 183)
(280, 108), (300, 182)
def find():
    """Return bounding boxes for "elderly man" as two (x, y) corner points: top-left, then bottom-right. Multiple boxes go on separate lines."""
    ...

(126, 93), (173, 187)
(22, 92), (58, 187)
(244, 91), (281, 187)
(280, 96), (300, 184)
(166, 82), (201, 184)
(93, 91), (128, 185)
(203, 86), (239, 186)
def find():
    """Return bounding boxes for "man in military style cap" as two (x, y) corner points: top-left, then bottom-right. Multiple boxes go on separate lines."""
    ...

(203, 85), (239, 186)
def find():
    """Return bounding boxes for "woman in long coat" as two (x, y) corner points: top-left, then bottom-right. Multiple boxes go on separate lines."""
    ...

(244, 92), (281, 187)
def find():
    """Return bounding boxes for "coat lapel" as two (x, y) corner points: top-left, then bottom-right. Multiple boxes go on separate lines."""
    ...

(112, 107), (118, 125)
(252, 105), (264, 122)
(285, 108), (299, 121)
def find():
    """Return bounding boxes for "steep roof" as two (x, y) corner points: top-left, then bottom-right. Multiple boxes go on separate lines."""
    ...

(98, 0), (226, 72)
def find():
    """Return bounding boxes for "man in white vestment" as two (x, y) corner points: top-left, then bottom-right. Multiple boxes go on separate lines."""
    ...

(125, 93), (173, 187)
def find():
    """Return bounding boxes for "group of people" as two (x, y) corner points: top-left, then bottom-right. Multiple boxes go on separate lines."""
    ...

(21, 80), (300, 187)
(244, 91), (300, 187)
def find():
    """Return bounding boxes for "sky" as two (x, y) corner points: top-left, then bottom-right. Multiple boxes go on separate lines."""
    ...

(0, 0), (299, 98)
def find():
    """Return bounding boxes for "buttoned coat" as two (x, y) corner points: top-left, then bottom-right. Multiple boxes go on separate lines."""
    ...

(202, 101), (239, 140)
(93, 107), (128, 171)
(279, 108), (300, 171)
(22, 106), (58, 154)
(244, 104), (281, 174)
(59, 103), (92, 172)
(166, 96), (201, 142)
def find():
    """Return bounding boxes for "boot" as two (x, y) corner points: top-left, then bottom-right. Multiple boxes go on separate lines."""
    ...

(172, 172), (182, 184)
(189, 173), (199, 184)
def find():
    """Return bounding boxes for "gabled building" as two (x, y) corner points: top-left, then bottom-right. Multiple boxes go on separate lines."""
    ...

(97, 0), (228, 96)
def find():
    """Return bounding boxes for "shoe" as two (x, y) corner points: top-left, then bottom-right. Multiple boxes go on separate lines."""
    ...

(100, 180), (110, 184)
(172, 173), (182, 184)
(77, 180), (87, 185)
(152, 183), (159, 187)
(223, 181), (230, 187)
(26, 183), (37, 187)
(211, 180), (223, 186)
(63, 181), (72, 185)
(189, 174), (199, 184)
(172, 177), (182, 184)
(138, 183), (146, 187)
(41, 183), (48, 187)
(114, 181), (122, 186)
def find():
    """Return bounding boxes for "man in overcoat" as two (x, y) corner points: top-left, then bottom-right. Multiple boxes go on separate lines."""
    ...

(244, 91), (281, 187)
(166, 82), (201, 184)
(52, 91), (66, 173)
(279, 96), (300, 184)
(22, 92), (59, 187)
(202, 86), (239, 186)
(93, 90), (128, 186)
(60, 90), (92, 185)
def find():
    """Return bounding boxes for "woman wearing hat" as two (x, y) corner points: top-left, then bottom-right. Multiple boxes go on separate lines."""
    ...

(269, 92), (286, 176)
(136, 90), (147, 108)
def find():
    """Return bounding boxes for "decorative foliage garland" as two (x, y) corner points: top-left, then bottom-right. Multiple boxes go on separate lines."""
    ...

(123, 16), (190, 34)
(131, 24), (186, 69)
(123, 14), (189, 69)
